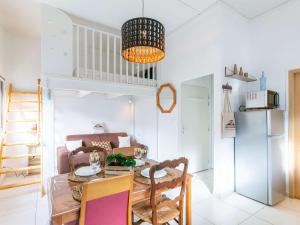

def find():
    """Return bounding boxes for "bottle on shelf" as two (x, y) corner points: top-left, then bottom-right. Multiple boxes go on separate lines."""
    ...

(260, 71), (267, 91)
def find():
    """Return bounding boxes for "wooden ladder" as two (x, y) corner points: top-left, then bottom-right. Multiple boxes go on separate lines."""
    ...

(0, 80), (43, 193)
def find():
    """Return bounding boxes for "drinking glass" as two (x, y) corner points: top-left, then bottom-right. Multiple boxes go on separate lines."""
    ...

(89, 151), (100, 172)
(134, 148), (143, 160)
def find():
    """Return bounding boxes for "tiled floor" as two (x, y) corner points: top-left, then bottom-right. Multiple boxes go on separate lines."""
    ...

(1, 173), (300, 225)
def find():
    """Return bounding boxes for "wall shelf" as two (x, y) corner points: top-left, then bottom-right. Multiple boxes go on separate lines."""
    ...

(225, 67), (257, 82)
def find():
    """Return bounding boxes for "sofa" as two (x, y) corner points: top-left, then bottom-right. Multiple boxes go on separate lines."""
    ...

(57, 132), (144, 174)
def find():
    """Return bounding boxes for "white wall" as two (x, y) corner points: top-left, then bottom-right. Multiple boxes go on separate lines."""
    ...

(249, 0), (300, 193)
(54, 94), (132, 147)
(4, 31), (41, 90)
(42, 4), (73, 77)
(54, 93), (158, 157)
(160, 2), (252, 195)
(160, 0), (300, 195)
(134, 96), (158, 160)
(0, 26), (5, 76)
(250, 0), (300, 110)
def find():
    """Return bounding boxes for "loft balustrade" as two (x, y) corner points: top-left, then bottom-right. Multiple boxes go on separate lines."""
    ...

(72, 24), (158, 87)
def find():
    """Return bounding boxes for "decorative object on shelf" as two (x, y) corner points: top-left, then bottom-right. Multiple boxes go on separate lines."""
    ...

(239, 67), (244, 76)
(156, 83), (176, 113)
(260, 71), (267, 91)
(233, 64), (238, 74)
(105, 154), (135, 175)
(225, 67), (257, 82)
(121, 0), (165, 64)
(222, 90), (236, 138)
(244, 72), (249, 78)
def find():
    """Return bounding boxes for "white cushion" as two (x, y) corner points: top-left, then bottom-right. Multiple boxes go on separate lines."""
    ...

(118, 136), (131, 148)
(65, 140), (82, 151)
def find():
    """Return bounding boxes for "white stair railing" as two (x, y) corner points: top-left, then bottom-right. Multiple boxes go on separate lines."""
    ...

(73, 24), (158, 87)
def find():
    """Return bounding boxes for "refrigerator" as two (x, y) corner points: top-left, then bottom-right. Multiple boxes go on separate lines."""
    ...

(235, 110), (286, 205)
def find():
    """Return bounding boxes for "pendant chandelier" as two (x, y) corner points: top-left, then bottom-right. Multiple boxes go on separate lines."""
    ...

(121, 0), (165, 64)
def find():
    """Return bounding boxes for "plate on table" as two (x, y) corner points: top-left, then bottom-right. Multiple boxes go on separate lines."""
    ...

(134, 159), (145, 167)
(141, 168), (167, 179)
(75, 166), (101, 177)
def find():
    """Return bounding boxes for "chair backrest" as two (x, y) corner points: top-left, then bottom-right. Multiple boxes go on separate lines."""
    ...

(68, 146), (108, 171)
(80, 174), (133, 225)
(149, 157), (188, 224)
(113, 147), (135, 157)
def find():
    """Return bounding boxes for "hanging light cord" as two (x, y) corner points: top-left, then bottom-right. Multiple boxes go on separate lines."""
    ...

(142, 0), (145, 17)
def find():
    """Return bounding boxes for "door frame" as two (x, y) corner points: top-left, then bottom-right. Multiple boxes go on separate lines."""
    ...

(288, 69), (300, 198)
(179, 74), (214, 170)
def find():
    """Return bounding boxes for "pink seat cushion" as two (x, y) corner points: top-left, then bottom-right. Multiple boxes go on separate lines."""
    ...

(84, 191), (129, 225)
(65, 191), (129, 225)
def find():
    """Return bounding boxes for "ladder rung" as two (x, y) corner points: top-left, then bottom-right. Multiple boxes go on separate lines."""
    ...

(10, 100), (38, 103)
(12, 91), (37, 95)
(5, 130), (38, 134)
(0, 165), (41, 174)
(6, 120), (38, 123)
(1, 154), (40, 159)
(0, 179), (40, 190)
(8, 110), (38, 112)
(3, 142), (39, 147)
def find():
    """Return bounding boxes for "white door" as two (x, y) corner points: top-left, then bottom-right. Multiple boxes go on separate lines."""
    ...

(181, 84), (210, 173)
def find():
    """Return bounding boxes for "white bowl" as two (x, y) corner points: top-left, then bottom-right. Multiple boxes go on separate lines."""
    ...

(141, 168), (167, 179)
(75, 166), (101, 177)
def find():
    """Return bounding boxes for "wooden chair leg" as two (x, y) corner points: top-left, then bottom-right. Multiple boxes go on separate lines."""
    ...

(179, 200), (184, 225)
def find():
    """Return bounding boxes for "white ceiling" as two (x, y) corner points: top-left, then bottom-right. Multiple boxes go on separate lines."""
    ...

(38, 0), (292, 33)
(0, 0), (41, 37)
(220, 0), (291, 19)
(0, 0), (292, 37)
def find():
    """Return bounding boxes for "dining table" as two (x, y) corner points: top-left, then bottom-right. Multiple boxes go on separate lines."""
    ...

(49, 160), (193, 225)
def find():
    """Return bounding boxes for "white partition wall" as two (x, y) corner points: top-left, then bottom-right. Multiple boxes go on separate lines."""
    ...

(41, 4), (73, 77)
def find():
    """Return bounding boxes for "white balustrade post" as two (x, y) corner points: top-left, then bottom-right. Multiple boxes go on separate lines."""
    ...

(92, 30), (95, 79)
(99, 32), (103, 80)
(107, 34), (110, 81)
(84, 27), (88, 79)
(76, 25), (80, 78)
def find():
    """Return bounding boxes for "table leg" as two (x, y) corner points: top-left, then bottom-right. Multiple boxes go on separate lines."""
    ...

(186, 176), (192, 225)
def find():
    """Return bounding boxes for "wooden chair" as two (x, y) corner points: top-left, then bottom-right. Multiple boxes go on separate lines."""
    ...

(132, 157), (188, 225)
(113, 147), (135, 157)
(68, 146), (108, 172)
(67, 174), (134, 225)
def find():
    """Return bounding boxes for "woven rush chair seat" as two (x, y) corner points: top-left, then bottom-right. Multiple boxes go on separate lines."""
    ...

(133, 195), (180, 224)
(133, 157), (188, 225)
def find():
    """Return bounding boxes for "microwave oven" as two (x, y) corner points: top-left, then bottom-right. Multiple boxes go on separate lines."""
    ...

(246, 90), (279, 109)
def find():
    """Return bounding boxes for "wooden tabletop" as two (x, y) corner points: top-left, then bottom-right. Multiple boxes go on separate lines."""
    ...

(49, 163), (192, 225)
